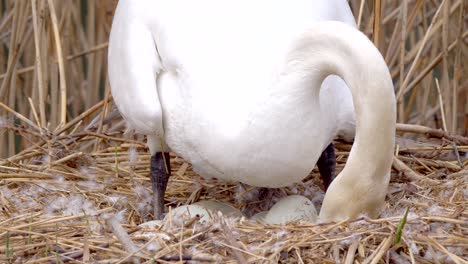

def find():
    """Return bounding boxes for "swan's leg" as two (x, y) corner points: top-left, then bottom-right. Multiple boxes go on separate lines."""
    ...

(150, 152), (171, 220)
(258, 187), (276, 209)
(317, 143), (336, 191)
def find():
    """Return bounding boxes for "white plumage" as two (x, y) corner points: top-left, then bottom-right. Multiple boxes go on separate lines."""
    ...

(108, 0), (396, 221)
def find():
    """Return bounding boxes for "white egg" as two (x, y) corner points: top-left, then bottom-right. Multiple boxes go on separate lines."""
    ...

(263, 195), (318, 224)
(165, 201), (243, 223)
(251, 211), (268, 222)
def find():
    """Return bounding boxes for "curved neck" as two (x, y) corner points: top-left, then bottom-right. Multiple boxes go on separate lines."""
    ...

(287, 21), (396, 180)
(287, 21), (396, 220)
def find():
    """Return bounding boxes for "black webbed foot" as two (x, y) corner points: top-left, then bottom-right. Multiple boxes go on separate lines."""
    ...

(317, 143), (336, 191)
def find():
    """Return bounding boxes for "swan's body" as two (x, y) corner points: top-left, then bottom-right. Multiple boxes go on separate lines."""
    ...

(108, 0), (396, 221)
(109, 0), (356, 186)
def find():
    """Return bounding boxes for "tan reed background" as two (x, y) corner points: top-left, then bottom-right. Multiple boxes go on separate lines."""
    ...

(0, 1), (467, 263)
(0, 0), (466, 158)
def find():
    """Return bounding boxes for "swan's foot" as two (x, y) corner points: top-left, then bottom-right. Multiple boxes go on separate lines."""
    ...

(150, 152), (171, 220)
(258, 187), (277, 209)
(317, 143), (336, 191)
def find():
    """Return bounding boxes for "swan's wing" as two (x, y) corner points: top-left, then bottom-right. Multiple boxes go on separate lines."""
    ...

(108, 2), (164, 143)
(335, 0), (358, 27)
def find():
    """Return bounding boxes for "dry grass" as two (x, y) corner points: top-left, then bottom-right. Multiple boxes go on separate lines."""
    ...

(0, 0), (467, 263)
(0, 127), (466, 263)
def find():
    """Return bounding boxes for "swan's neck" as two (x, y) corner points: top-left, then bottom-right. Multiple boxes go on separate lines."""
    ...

(287, 22), (396, 221)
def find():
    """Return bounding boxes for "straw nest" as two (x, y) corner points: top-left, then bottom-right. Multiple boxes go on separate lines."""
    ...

(0, 0), (467, 263)
(0, 116), (467, 263)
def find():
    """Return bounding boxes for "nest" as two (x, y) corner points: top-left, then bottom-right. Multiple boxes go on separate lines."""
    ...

(0, 0), (466, 263)
(0, 114), (466, 263)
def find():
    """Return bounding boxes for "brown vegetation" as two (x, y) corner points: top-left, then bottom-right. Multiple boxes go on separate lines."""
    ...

(0, 0), (466, 262)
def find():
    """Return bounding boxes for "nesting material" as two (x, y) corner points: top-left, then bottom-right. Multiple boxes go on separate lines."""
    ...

(0, 0), (467, 262)
(0, 122), (466, 263)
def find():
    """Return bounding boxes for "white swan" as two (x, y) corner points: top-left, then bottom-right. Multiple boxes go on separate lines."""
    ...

(108, 0), (396, 222)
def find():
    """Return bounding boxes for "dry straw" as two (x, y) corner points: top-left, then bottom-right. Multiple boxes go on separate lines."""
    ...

(0, 0), (466, 262)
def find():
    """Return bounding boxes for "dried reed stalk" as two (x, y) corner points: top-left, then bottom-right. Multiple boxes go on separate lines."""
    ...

(0, 1), (467, 262)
